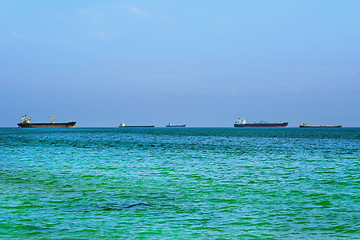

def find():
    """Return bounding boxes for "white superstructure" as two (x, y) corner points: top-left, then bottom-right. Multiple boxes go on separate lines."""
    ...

(234, 118), (246, 125)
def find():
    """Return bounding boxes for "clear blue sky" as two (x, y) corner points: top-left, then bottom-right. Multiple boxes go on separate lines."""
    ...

(1, 1), (359, 127)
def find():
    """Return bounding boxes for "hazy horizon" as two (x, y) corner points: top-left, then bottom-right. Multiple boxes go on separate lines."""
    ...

(1, 1), (360, 127)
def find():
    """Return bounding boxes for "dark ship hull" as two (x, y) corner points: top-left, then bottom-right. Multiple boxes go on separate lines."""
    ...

(18, 122), (76, 128)
(119, 125), (155, 128)
(299, 125), (342, 128)
(234, 122), (288, 128)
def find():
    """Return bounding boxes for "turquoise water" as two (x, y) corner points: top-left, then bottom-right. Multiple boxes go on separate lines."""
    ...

(1, 127), (359, 239)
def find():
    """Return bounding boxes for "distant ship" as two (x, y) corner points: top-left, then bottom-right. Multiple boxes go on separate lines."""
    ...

(166, 123), (186, 128)
(119, 123), (155, 128)
(17, 115), (76, 128)
(234, 118), (288, 128)
(299, 123), (342, 128)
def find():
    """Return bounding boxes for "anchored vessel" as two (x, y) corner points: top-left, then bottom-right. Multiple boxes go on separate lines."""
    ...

(166, 123), (186, 128)
(17, 115), (76, 128)
(119, 123), (155, 128)
(234, 118), (288, 128)
(299, 123), (342, 128)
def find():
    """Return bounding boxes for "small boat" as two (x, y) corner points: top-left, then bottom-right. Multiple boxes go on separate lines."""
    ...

(166, 123), (186, 128)
(299, 123), (342, 128)
(119, 123), (154, 128)
(234, 118), (288, 128)
(17, 115), (76, 128)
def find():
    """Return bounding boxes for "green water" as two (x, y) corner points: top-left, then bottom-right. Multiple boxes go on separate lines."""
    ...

(1, 128), (359, 239)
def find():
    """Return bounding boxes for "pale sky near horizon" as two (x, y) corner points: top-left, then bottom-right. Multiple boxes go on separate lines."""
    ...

(1, 1), (359, 127)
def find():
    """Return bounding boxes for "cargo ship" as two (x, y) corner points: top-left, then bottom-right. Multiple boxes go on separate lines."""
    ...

(299, 123), (342, 128)
(234, 118), (288, 128)
(166, 123), (186, 128)
(119, 123), (155, 128)
(17, 115), (76, 128)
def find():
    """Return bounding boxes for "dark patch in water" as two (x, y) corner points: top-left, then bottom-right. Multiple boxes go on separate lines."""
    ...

(99, 203), (150, 211)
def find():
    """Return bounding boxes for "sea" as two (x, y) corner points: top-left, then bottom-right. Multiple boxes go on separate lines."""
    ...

(1, 127), (359, 239)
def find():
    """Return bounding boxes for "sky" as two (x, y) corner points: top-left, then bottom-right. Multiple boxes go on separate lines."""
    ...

(1, 0), (359, 127)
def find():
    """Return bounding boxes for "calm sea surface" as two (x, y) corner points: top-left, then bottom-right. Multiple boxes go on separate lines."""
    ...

(1, 127), (359, 239)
